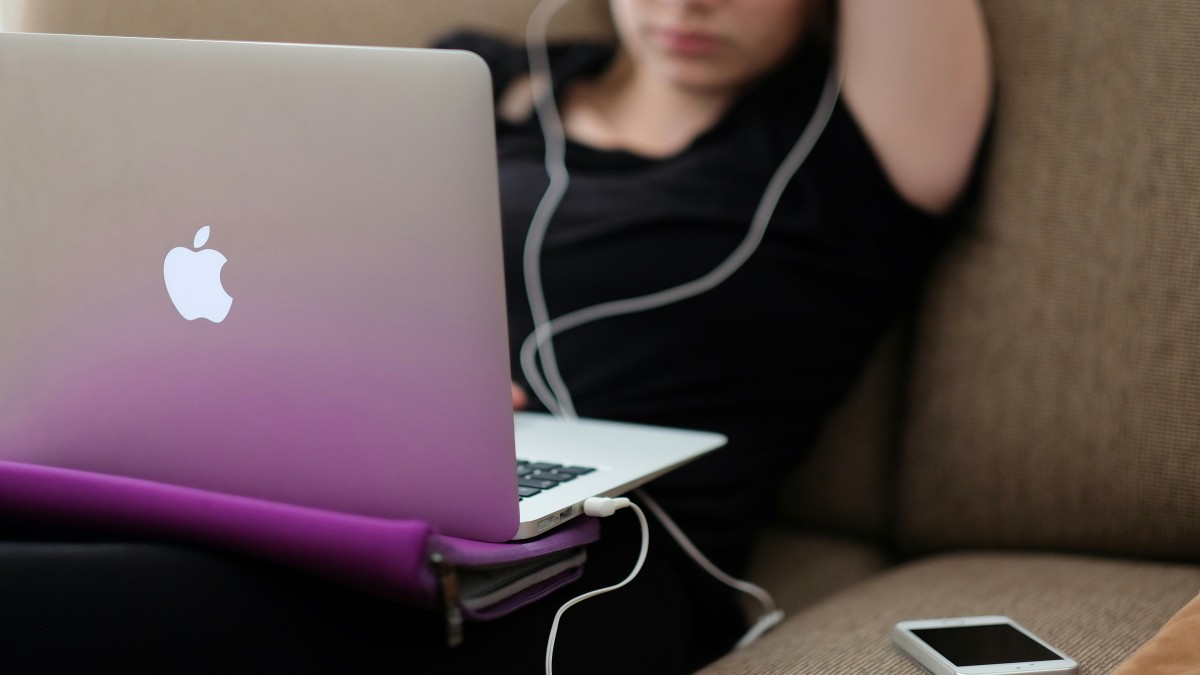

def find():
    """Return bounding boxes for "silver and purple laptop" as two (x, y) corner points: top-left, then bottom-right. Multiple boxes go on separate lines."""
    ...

(0, 32), (724, 542)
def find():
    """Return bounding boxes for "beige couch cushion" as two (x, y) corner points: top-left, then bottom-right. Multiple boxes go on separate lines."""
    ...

(744, 529), (889, 616)
(699, 552), (1200, 675)
(897, 1), (1200, 558)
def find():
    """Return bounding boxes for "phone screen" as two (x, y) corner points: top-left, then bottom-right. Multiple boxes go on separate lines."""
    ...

(911, 624), (1061, 667)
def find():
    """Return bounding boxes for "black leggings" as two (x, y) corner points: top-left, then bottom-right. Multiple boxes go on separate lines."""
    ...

(1, 511), (745, 674)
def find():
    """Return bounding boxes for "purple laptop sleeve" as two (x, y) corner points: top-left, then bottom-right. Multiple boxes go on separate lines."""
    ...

(0, 459), (599, 621)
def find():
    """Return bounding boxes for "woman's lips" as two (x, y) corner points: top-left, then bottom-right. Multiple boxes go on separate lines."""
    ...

(652, 28), (725, 56)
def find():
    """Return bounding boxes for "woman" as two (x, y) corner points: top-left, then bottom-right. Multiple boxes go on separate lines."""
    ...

(417, 0), (993, 672)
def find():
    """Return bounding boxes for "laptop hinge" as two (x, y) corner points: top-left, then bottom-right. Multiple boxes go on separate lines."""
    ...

(429, 551), (464, 648)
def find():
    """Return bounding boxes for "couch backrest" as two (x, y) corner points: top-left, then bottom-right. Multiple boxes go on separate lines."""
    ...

(896, 0), (1200, 561)
(7, 0), (612, 46)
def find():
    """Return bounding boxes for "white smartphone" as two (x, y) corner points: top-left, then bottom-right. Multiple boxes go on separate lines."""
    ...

(892, 616), (1078, 675)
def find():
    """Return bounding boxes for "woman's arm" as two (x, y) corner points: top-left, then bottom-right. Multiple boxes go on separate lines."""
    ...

(839, 0), (993, 215)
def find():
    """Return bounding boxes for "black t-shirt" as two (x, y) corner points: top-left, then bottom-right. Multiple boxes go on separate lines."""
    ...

(437, 32), (965, 572)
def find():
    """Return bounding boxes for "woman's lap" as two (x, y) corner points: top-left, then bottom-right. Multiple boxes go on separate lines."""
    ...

(420, 509), (746, 674)
(1, 509), (745, 674)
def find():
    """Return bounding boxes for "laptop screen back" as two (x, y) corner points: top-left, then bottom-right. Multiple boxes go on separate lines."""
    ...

(0, 33), (520, 541)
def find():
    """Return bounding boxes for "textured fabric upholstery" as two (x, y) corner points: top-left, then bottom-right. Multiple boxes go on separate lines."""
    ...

(897, 1), (1200, 559)
(743, 529), (889, 616)
(700, 552), (1200, 675)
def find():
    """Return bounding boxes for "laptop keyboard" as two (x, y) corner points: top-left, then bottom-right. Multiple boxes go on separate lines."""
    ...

(516, 460), (596, 500)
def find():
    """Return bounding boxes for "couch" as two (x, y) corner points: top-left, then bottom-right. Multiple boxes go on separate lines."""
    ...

(6, 1), (1200, 673)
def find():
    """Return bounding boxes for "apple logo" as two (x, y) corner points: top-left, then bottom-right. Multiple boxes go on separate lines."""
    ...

(163, 226), (233, 323)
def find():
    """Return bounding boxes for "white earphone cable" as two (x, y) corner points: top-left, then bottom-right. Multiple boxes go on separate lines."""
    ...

(634, 489), (785, 649)
(523, 0), (578, 418)
(521, 0), (843, 666)
(521, 18), (843, 416)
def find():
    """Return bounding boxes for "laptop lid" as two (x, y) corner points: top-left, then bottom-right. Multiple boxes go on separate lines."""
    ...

(0, 32), (523, 541)
(0, 32), (729, 544)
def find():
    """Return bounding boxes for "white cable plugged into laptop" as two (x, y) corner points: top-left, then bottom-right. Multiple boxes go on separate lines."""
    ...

(545, 497), (648, 675)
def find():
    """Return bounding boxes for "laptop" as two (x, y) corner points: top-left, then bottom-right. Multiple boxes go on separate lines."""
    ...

(0, 32), (725, 542)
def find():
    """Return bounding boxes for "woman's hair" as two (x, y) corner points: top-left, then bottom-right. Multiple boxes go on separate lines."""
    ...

(804, 0), (837, 55)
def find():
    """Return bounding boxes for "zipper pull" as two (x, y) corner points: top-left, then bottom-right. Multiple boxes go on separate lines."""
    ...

(430, 551), (464, 647)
